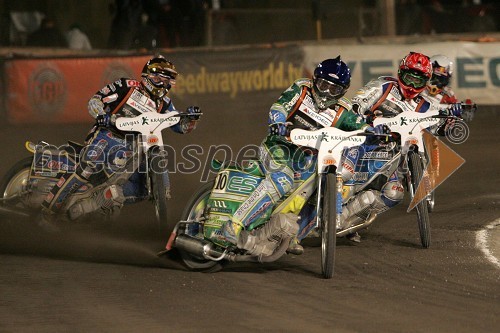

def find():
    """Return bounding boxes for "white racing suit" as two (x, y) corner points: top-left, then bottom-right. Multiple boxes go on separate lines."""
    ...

(339, 76), (436, 230)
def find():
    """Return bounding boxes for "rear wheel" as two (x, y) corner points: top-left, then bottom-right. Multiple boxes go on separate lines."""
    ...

(178, 180), (223, 272)
(409, 152), (431, 248)
(320, 173), (337, 279)
(0, 157), (33, 220)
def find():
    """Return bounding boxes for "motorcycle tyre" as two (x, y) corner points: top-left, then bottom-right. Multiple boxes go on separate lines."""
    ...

(409, 152), (431, 248)
(427, 191), (435, 213)
(0, 156), (33, 219)
(150, 150), (169, 235)
(178, 180), (223, 272)
(320, 173), (337, 279)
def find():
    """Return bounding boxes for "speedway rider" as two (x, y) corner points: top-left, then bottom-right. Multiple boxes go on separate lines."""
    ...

(223, 56), (376, 256)
(37, 55), (201, 228)
(345, 51), (467, 242)
(422, 54), (475, 134)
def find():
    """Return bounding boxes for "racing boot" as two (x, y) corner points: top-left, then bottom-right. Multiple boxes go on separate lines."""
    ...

(237, 213), (299, 257)
(286, 236), (304, 255)
(221, 219), (243, 245)
(35, 207), (59, 233)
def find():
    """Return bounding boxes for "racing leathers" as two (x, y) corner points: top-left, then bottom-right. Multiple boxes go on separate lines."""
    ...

(42, 78), (198, 218)
(223, 78), (369, 244)
(341, 76), (439, 231)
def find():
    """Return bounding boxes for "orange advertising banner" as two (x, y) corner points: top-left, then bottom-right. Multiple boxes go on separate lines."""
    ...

(5, 56), (151, 124)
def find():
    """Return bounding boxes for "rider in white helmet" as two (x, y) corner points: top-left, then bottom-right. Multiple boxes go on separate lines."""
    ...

(422, 54), (476, 135)
(422, 55), (458, 105)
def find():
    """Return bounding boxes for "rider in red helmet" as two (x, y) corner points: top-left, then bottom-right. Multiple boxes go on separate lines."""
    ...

(397, 52), (433, 100)
(352, 52), (434, 121)
(346, 52), (434, 242)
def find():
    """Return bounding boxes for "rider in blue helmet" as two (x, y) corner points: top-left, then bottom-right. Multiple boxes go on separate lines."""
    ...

(220, 56), (372, 256)
(312, 56), (351, 110)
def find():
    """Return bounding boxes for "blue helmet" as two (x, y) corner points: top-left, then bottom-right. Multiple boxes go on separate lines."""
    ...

(312, 56), (351, 109)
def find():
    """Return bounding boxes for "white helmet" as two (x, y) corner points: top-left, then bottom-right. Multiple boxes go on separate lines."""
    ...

(427, 55), (453, 95)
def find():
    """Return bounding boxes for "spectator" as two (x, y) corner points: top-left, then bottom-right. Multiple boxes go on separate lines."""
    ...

(26, 17), (67, 47)
(396, 0), (423, 35)
(107, 0), (143, 49)
(157, 0), (182, 48)
(66, 23), (92, 50)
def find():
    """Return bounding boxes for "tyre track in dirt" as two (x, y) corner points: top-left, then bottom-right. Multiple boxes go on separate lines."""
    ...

(0, 106), (498, 332)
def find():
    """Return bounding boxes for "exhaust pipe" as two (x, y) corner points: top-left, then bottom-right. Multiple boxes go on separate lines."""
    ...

(336, 213), (377, 237)
(174, 234), (226, 260)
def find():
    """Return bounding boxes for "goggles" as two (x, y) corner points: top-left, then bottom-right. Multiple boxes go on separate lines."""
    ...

(314, 78), (346, 97)
(429, 74), (449, 88)
(400, 70), (428, 89)
(148, 72), (175, 87)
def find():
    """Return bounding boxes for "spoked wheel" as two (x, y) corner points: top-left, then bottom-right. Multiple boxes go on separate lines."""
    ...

(427, 191), (435, 212)
(0, 157), (33, 220)
(409, 152), (431, 248)
(320, 173), (337, 279)
(150, 148), (169, 235)
(177, 180), (223, 272)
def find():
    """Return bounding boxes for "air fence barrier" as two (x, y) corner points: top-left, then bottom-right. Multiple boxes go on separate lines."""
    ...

(1, 37), (499, 125)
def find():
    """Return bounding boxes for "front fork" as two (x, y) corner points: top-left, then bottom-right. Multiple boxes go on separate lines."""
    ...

(314, 172), (343, 231)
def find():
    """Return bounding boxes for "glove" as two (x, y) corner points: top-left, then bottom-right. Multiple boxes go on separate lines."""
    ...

(269, 122), (290, 136)
(366, 124), (390, 135)
(186, 106), (201, 120)
(449, 103), (462, 117)
(96, 113), (111, 127)
(461, 99), (476, 123)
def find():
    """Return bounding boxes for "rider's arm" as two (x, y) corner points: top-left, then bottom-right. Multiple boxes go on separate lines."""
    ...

(331, 97), (370, 131)
(269, 79), (308, 125)
(167, 98), (199, 134)
(351, 77), (390, 119)
(88, 78), (138, 119)
(268, 79), (309, 137)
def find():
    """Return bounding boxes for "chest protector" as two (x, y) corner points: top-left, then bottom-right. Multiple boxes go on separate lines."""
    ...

(286, 87), (338, 130)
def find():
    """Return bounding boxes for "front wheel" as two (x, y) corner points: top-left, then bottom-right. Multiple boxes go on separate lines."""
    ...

(149, 148), (169, 235)
(409, 152), (431, 248)
(178, 180), (222, 272)
(320, 173), (338, 279)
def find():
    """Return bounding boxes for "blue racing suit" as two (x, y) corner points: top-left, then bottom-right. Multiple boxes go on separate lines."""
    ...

(42, 78), (197, 213)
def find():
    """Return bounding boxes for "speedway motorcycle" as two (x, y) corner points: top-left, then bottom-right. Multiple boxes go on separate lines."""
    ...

(163, 110), (462, 278)
(341, 110), (467, 249)
(162, 126), (367, 279)
(0, 110), (194, 233)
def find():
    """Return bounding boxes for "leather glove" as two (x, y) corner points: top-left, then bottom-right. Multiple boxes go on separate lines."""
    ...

(366, 124), (390, 135)
(461, 99), (476, 123)
(449, 102), (462, 117)
(186, 106), (201, 120)
(269, 122), (290, 136)
(96, 113), (111, 127)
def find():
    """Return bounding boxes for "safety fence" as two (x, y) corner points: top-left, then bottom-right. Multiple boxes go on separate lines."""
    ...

(0, 38), (499, 124)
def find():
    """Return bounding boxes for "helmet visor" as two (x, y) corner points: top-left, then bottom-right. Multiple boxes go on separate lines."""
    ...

(314, 78), (346, 98)
(429, 74), (449, 89)
(148, 72), (175, 87)
(400, 70), (428, 89)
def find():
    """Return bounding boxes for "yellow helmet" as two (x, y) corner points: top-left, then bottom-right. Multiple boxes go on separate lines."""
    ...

(141, 56), (178, 99)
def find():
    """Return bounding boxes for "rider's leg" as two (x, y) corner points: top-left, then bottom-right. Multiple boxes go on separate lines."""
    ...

(237, 213), (300, 257)
(340, 177), (404, 239)
(38, 129), (131, 225)
(222, 138), (295, 244)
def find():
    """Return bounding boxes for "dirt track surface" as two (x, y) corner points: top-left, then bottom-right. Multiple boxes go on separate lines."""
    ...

(0, 107), (499, 332)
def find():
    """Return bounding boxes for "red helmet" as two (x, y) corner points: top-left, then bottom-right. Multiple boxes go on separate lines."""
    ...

(397, 52), (432, 100)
